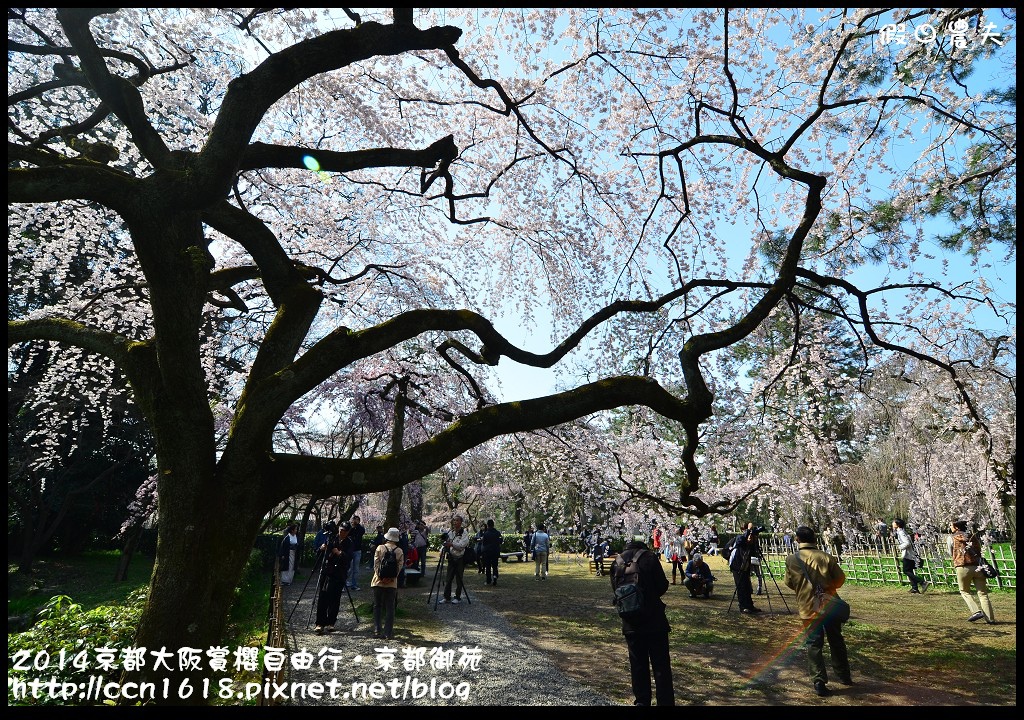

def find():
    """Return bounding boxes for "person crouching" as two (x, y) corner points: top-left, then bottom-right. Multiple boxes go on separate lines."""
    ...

(682, 553), (715, 598)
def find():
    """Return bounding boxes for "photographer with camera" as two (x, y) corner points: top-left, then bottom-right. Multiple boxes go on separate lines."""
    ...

(315, 521), (353, 634)
(784, 525), (852, 696)
(682, 552), (715, 598)
(441, 516), (471, 603)
(726, 522), (764, 614)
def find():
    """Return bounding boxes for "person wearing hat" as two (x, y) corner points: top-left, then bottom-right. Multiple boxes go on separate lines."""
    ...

(682, 552), (715, 598)
(371, 527), (405, 639)
(315, 521), (352, 634)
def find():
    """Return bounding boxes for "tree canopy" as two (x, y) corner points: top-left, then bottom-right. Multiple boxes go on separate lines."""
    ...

(8, 8), (1015, 700)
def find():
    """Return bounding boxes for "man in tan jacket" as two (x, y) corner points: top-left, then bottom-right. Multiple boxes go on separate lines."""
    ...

(784, 526), (852, 697)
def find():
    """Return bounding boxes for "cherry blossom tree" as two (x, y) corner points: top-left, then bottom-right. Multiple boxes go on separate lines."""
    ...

(8, 8), (1014, 700)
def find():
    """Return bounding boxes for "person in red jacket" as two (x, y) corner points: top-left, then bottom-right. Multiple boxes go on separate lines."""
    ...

(651, 524), (663, 560)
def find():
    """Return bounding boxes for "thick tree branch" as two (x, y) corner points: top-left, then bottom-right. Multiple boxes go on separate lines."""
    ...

(199, 21), (462, 197)
(56, 8), (172, 166)
(8, 154), (138, 210)
(239, 135), (457, 173)
(268, 376), (700, 501)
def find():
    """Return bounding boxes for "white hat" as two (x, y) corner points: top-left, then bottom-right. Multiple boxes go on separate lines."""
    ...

(385, 527), (401, 542)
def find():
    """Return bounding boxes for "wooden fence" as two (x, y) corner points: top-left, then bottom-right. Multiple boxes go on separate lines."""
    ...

(261, 558), (286, 707)
(758, 536), (1016, 590)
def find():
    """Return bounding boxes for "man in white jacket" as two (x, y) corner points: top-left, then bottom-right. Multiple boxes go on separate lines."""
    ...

(442, 516), (471, 603)
(893, 518), (929, 593)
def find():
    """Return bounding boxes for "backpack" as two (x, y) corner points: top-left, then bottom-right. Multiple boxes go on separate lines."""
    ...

(462, 544), (477, 566)
(378, 546), (399, 579)
(611, 549), (648, 621)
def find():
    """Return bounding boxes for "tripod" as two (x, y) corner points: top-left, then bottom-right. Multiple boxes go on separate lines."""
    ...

(428, 547), (471, 610)
(287, 547), (325, 625)
(727, 555), (791, 614)
(300, 548), (359, 626)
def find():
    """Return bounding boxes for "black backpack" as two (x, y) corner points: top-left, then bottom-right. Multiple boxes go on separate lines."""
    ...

(378, 546), (399, 579)
(611, 549), (647, 621)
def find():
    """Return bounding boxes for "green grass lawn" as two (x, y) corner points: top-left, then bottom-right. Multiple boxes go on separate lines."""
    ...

(8, 550), (154, 617)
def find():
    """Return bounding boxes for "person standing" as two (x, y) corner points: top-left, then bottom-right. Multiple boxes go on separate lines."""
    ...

(474, 525), (487, 574)
(611, 538), (674, 706)
(707, 525), (720, 556)
(370, 524), (385, 555)
(949, 520), (996, 624)
(523, 526), (535, 562)
(315, 521), (353, 634)
(532, 524), (551, 580)
(481, 519), (503, 586)
(874, 518), (887, 550)
(833, 527), (845, 563)
(783, 528), (795, 552)
(825, 526), (845, 563)
(414, 521), (430, 574)
(893, 518), (928, 593)
(682, 527), (697, 563)
(396, 525), (411, 588)
(278, 524), (299, 586)
(651, 523), (663, 561)
(442, 515), (471, 603)
(727, 523), (762, 613)
(668, 526), (686, 585)
(347, 515), (367, 591)
(591, 536), (610, 576)
(371, 527), (404, 639)
(784, 525), (852, 697)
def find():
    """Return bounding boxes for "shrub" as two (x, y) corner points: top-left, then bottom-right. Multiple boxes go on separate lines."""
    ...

(8, 589), (147, 706)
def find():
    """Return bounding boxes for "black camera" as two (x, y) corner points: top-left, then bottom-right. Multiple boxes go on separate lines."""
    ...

(749, 525), (767, 535)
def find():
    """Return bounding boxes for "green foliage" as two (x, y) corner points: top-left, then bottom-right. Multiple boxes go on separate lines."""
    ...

(8, 550), (274, 707)
(922, 140), (1017, 255)
(8, 589), (147, 706)
(225, 556), (271, 646)
(500, 534), (525, 553)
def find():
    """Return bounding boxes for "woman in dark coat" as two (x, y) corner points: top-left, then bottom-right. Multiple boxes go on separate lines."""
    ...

(279, 524), (299, 585)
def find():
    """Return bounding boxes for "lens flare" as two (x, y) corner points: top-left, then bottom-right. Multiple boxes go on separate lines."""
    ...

(302, 154), (331, 183)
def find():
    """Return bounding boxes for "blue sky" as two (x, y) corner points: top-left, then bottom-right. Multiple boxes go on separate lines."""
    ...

(484, 10), (1016, 401)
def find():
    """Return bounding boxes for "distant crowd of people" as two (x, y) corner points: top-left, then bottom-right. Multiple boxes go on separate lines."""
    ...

(278, 511), (999, 705)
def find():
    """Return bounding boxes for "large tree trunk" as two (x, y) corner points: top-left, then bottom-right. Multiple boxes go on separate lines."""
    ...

(126, 476), (265, 704)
